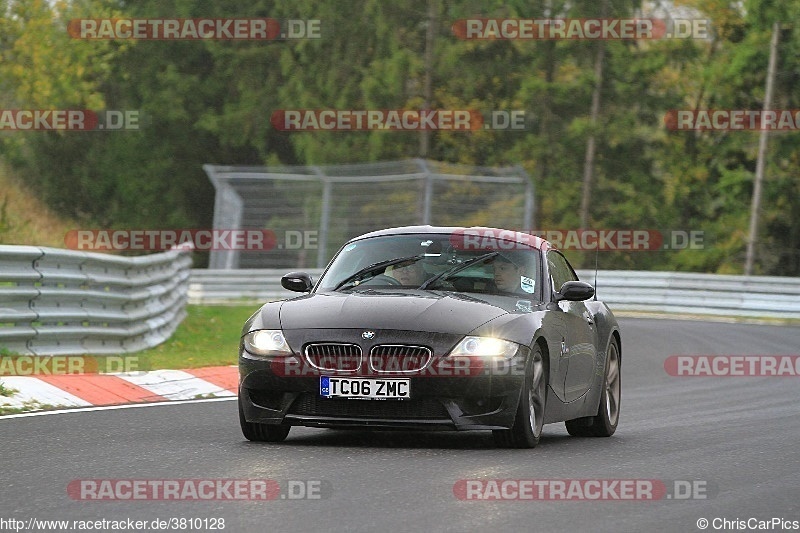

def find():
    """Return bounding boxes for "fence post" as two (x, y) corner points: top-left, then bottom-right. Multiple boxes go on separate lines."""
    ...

(416, 159), (433, 225)
(519, 165), (534, 231)
(315, 167), (332, 268)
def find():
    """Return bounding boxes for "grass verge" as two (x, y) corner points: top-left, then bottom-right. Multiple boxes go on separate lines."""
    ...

(0, 304), (260, 373)
(0, 380), (17, 397)
(0, 400), (58, 416)
(129, 304), (260, 371)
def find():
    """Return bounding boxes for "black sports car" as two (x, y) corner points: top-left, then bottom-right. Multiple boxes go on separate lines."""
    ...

(238, 226), (621, 448)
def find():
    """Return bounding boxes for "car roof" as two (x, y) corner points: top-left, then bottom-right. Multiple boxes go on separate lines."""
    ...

(348, 225), (552, 251)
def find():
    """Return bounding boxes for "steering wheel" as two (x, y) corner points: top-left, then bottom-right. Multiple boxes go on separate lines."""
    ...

(367, 274), (402, 286)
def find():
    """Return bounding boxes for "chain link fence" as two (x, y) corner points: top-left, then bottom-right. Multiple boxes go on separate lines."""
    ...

(204, 159), (533, 269)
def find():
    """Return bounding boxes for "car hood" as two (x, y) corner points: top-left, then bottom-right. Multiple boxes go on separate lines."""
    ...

(276, 289), (538, 334)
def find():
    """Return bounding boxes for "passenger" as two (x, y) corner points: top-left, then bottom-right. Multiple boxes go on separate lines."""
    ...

(491, 254), (535, 295)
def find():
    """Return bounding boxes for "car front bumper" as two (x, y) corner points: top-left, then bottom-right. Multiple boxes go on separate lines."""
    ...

(239, 351), (528, 431)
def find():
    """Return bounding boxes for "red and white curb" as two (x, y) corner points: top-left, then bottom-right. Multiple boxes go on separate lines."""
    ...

(0, 366), (238, 411)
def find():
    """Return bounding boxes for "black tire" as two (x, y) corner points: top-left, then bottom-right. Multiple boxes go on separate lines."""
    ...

(493, 343), (547, 449)
(565, 338), (620, 437)
(238, 394), (290, 442)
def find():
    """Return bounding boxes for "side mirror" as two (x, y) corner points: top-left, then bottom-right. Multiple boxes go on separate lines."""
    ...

(281, 271), (313, 293)
(554, 281), (595, 302)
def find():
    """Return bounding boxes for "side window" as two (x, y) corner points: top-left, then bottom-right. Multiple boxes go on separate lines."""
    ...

(547, 251), (578, 294)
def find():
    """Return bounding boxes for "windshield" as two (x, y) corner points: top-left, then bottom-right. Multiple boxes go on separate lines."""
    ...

(316, 233), (541, 299)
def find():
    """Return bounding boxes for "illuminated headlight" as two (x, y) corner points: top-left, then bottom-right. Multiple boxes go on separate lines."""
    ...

(449, 336), (520, 360)
(243, 330), (292, 358)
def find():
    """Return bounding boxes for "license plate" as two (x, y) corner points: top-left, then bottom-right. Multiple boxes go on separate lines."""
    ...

(320, 376), (410, 399)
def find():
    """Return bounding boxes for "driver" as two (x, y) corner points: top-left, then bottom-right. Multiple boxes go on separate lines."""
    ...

(389, 259), (427, 285)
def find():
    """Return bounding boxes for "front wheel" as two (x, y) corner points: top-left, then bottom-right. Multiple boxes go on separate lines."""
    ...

(565, 338), (620, 437)
(239, 394), (290, 442)
(494, 343), (547, 449)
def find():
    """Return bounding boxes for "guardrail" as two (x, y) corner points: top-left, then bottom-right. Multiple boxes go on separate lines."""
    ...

(0, 246), (192, 355)
(188, 269), (324, 305)
(578, 270), (800, 319)
(189, 268), (800, 319)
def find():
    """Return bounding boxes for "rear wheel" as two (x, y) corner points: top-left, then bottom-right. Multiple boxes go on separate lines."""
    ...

(494, 343), (547, 449)
(565, 338), (620, 437)
(239, 394), (290, 442)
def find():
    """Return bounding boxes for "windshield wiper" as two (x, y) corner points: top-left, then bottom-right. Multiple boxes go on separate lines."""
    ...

(332, 254), (425, 291)
(418, 252), (499, 290)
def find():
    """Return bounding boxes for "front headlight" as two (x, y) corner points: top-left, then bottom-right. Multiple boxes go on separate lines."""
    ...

(243, 329), (293, 358)
(449, 336), (520, 360)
